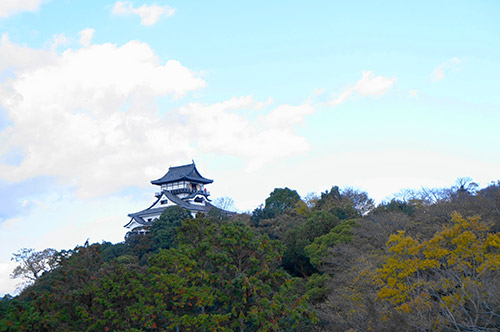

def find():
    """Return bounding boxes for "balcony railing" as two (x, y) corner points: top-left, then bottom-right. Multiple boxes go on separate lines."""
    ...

(169, 188), (210, 196)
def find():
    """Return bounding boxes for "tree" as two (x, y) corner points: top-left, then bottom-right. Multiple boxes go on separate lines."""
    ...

(251, 188), (301, 225)
(304, 219), (357, 269)
(213, 196), (236, 211)
(10, 248), (59, 285)
(175, 217), (314, 331)
(372, 199), (417, 217)
(250, 204), (273, 226)
(69, 255), (149, 332)
(1, 219), (314, 331)
(476, 180), (500, 231)
(264, 187), (301, 217)
(314, 186), (363, 220)
(340, 188), (374, 216)
(150, 205), (192, 251)
(375, 212), (500, 331)
(0, 244), (107, 331)
(281, 210), (341, 277)
(454, 177), (478, 195)
(145, 248), (231, 331)
(302, 192), (319, 209)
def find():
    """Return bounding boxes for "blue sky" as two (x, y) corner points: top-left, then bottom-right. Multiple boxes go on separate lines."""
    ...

(0, 0), (499, 295)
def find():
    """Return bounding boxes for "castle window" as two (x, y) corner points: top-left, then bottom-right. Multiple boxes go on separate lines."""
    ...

(194, 196), (204, 203)
(161, 199), (168, 205)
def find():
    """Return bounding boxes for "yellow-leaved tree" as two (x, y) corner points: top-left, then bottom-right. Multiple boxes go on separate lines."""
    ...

(375, 212), (500, 331)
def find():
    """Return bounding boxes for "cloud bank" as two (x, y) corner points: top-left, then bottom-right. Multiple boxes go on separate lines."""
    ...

(329, 70), (396, 106)
(0, 37), (205, 196)
(112, 1), (175, 26)
(0, 35), (314, 197)
(79, 28), (95, 47)
(0, 0), (46, 18)
(179, 98), (313, 171)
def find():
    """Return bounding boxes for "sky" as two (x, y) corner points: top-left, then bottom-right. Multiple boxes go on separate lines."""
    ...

(0, 0), (499, 295)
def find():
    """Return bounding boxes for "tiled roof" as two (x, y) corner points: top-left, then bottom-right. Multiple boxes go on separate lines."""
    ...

(183, 191), (211, 200)
(151, 162), (213, 185)
(125, 191), (213, 228)
(124, 216), (152, 228)
(163, 191), (213, 212)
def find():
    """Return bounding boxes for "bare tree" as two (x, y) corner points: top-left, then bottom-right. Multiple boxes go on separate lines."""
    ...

(303, 192), (319, 208)
(212, 196), (236, 211)
(454, 176), (478, 194)
(11, 248), (59, 283)
(341, 187), (375, 215)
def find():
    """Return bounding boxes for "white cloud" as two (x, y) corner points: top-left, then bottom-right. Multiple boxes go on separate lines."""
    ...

(329, 88), (354, 106)
(254, 96), (274, 109)
(0, 38), (313, 197)
(354, 71), (397, 96)
(49, 33), (68, 51)
(178, 98), (314, 171)
(112, 1), (175, 26)
(0, 39), (205, 197)
(0, 260), (19, 296)
(409, 89), (419, 98)
(431, 57), (462, 82)
(262, 103), (313, 129)
(0, 0), (46, 18)
(328, 70), (396, 106)
(0, 34), (56, 75)
(79, 28), (95, 47)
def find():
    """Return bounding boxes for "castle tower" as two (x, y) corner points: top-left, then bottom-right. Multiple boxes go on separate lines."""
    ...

(124, 162), (220, 237)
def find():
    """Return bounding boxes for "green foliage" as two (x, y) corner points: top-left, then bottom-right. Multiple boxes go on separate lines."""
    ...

(373, 198), (416, 216)
(146, 248), (230, 331)
(99, 241), (127, 262)
(282, 210), (342, 276)
(5, 180), (500, 332)
(123, 232), (153, 263)
(1, 217), (312, 331)
(264, 187), (300, 217)
(150, 205), (192, 251)
(250, 204), (274, 226)
(207, 206), (231, 222)
(317, 186), (342, 206)
(305, 219), (357, 268)
(175, 217), (313, 331)
(340, 188), (375, 216)
(315, 186), (370, 220)
(251, 187), (300, 225)
(304, 273), (331, 302)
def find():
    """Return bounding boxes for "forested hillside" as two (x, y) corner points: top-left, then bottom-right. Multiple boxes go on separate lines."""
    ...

(1, 179), (500, 332)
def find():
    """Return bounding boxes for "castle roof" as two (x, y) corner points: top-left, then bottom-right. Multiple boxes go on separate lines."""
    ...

(125, 191), (218, 228)
(151, 162), (213, 185)
(128, 191), (213, 219)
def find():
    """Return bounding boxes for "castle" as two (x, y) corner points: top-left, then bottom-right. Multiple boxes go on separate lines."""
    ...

(124, 162), (228, 236)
